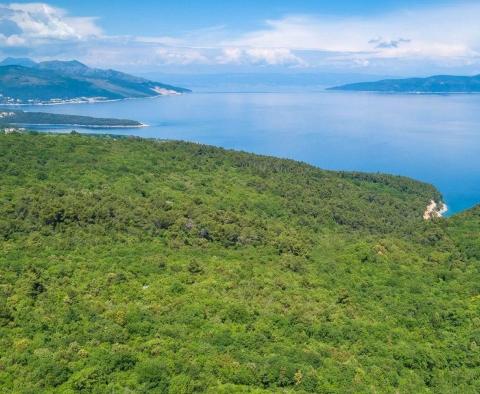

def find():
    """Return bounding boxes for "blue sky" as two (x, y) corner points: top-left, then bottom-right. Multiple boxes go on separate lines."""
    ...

(11, 0), (457, 36)
(1, 1), (480, 75)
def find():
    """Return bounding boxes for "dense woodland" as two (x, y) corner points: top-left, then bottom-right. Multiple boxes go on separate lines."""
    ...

(0, 110), (141, 127)
(0, 132), (479, 393)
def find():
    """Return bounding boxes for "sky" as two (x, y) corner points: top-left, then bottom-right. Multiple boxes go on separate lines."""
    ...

(1, 0), (480, 75)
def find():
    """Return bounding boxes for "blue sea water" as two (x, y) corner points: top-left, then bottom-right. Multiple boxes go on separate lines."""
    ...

(24, 91), (480, 214)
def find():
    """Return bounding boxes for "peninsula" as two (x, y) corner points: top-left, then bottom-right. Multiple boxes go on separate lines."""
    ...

(0, 58), (190, 105)
(0, 109), (143, 128)
(328, 74), (480, 93)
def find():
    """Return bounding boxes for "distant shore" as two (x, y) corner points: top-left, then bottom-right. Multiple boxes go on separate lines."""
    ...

(11, 122), (148, 129)
(0, 91), (186, 107)
(0, 109), (145, 128)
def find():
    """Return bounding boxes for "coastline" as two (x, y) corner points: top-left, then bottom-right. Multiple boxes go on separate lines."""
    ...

(0, 91), (187, 107)
(11, 122), (148, 129)
(423, 200), (448, 220)
(327, 89), (480, 95)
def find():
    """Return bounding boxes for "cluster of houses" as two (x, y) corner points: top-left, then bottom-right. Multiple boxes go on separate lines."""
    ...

(0, 96), (23, 104)
(1, 111), (25, 134)
(0, 111), (15, 119)
(2, 127), (26, 134)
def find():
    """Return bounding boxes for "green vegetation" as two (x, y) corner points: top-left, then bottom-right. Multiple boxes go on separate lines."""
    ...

(0, 109), (142, 128)
(0, 132), (479, 393)
(328, 74), (480, 93)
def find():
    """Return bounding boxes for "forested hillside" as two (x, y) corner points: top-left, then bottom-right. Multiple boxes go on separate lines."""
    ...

(0, 109), (142, 127)
(0, 133), (479, 393)
(0, 60), (189, 104)
(328, 74), (480, 93)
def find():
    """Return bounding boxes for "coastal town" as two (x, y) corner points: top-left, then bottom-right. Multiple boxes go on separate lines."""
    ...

(0, 111), (24, 133)
(1, 127), (26, 134)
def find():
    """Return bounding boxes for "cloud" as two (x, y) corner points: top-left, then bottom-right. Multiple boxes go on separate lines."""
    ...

(241, 17), (469, 54)
(1, 1), (480, 74)
(224, 4), (480, 69)
(217, 47), (305, 66)
(153, 47), (209, 65)
(369, 37), (411, 49)
(0, 2), (101, 50)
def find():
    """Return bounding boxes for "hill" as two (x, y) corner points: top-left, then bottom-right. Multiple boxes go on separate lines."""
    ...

(0, 133), (479, 393)
(0, 57), (37, 68)
(0, 58), (190, 104)
(328, 74), (480, 93)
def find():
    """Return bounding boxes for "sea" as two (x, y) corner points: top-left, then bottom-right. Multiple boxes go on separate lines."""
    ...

(23, 90), (480, 215)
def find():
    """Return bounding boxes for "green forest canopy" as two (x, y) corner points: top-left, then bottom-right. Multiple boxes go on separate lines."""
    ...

(0, 132), (479, 393)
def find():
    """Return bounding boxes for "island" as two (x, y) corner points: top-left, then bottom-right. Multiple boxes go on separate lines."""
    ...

(0, 57), (190, 105)
(328, 74), (480, 93)
(0, 109), (143, 128)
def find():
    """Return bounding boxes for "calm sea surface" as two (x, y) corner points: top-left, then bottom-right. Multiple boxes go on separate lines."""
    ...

(24, 91), (480, 214)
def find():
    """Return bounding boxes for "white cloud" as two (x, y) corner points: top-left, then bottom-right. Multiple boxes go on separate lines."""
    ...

(1, 1), (480, 73)
(226, 3), (480, 67)
(0, 32), (24, 46)
(77, 41), (212, 68)
(0, 2), (100, 49)
(217, 47), (305, 66)
(153, 47), (209, 65)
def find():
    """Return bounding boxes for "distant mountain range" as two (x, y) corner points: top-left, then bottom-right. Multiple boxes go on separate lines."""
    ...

(329, 74), (480, 93)
(0, 58), (190, 104)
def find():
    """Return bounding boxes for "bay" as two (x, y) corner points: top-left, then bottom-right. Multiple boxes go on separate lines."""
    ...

(24, 91), (480, 214)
